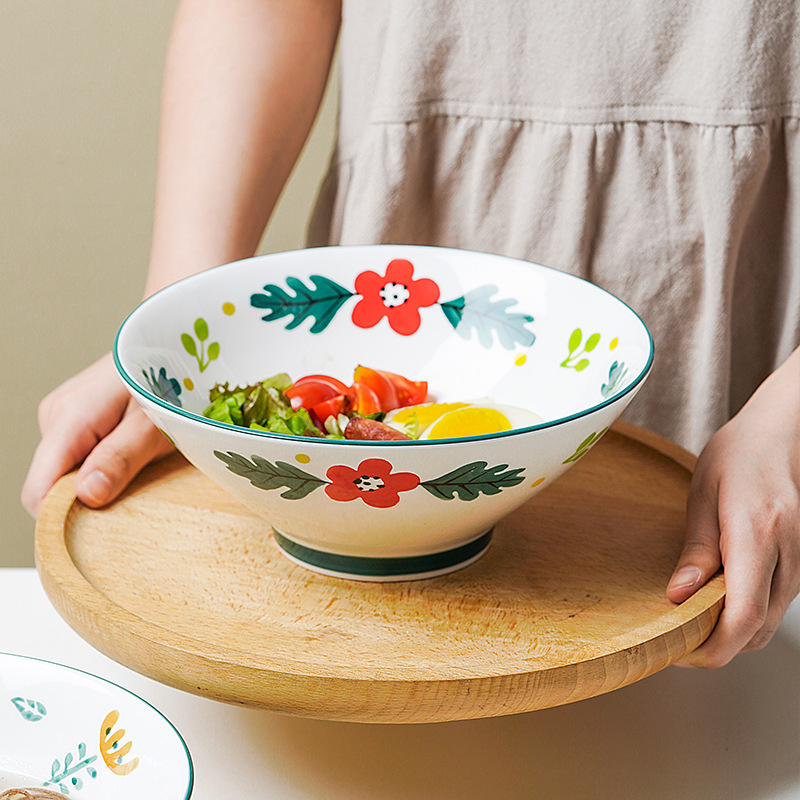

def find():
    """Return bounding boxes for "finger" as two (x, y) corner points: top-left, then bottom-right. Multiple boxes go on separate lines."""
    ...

(743, 534), (800, 651)
(678, 518), (777, 669)
(73, 403), (174, 508)
(666, 474), (723, 604)
(741, 566), (787, 653)
(21, 392), (129, 517)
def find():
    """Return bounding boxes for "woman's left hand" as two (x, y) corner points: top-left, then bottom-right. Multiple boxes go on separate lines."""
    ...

(666, 347), (800, 668)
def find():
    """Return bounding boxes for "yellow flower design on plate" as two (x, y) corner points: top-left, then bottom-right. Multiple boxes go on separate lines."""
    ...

(100, 710), (139, 776)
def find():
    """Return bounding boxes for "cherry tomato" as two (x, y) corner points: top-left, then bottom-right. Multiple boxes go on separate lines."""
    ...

(284, 374), (349, 411)
(353, 366), (427, 410)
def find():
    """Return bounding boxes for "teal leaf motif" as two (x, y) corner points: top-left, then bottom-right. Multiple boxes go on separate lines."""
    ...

(439, 296), (465, 329)
(11, 696), (47, 722)
(601, 360), (629, 398)
(142, 366), (183, 407)
(420, 461), (526, 501)
(251, 275), (354, 334)
(440, 285), (535, 349)
(214, 451), (328, 499)
(44, 744), (98, 796)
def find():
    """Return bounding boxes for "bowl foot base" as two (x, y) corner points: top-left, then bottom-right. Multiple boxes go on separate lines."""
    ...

(272, 528), (493, 582)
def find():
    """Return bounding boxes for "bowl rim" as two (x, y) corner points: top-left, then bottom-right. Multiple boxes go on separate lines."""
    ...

(0, 651), (194, 798)
(113, 244), (654, 446)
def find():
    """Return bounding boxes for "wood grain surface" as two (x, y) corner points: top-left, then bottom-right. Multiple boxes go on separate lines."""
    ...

(34, 422), (725, 723)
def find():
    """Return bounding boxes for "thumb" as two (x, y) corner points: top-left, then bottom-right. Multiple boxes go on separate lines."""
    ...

(667, 477), (723, 604)
(73, 402), (174, 508)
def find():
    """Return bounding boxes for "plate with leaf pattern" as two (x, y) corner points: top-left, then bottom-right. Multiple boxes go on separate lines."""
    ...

(0, 653), (192, 799)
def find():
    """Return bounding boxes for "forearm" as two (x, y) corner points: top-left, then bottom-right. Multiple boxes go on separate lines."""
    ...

(145, 0), (341, 295)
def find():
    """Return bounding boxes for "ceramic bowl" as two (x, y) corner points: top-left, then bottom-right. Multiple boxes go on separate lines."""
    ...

(0, 653), (192, 799)
(114, 245), (653, 581)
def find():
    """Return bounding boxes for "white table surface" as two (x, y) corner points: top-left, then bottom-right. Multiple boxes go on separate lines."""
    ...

(1, 567), (798, 800)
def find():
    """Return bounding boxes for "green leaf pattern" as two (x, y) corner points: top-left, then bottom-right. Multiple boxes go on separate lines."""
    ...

(181, 317), (219, 373)
(44, 741), (98, 796)
(246, 267), (536, 350)
(419, 461), (526, 500)
(214, 451), (526, 502)
(11, 696), (47, 722)
(562, 427), (609, 463)
(440, 285), (535, 349)
(142, 366), (182, 407)
(214, 452), (328, 499)
(561, 328), (601, 371)
(601, 360), (629, 398)
(250, 275), (354, 333)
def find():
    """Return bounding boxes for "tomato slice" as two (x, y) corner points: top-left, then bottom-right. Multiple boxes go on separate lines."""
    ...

(284, 374), (349, 411)
(311, 394), (348, 423)
(287, 369), (425, 421)
(311, 383), (382, 421)
(353, 366), (427, 411)
(348, 382), (382, 415)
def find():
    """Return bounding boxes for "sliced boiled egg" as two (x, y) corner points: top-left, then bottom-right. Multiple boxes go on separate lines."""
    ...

(385, 399), (543, 440)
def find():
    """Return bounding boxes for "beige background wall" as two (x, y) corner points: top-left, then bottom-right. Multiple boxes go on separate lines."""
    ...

(1, 3), (338, 566)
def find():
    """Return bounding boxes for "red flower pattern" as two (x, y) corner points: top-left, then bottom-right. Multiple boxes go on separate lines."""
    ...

(325, 458), (420, 508)
(351, 259), (440, 335)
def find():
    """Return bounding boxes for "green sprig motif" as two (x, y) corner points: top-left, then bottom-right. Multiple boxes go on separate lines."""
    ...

(44, 742), (98, 796)
(562, 427), (609, 464)
(561, 328), (601, 371)
(181, 317), (220, 372)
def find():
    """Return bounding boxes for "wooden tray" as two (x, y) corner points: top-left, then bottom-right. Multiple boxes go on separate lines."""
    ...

(35, 422), (725, 724)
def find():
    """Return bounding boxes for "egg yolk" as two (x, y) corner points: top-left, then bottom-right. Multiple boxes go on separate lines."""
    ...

(389, 402), (469, 428)
(425, 406), (513, 439)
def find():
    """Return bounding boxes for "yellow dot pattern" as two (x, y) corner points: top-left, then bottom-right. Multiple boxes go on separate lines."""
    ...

(183, 378), (194, 391)
(515, 354), (527, 366)
(222, 302), (236, 315)
(531, 476), (546, 488)
(609, 337), (618, 350)
(295, 453), (311, 464)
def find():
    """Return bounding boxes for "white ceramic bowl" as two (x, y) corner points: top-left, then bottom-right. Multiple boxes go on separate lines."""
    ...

(114, 245), (653, 581)
(0, 653), (192, 799)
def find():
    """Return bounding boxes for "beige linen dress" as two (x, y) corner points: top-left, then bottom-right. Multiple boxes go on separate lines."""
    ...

(308, 0), (800, 454)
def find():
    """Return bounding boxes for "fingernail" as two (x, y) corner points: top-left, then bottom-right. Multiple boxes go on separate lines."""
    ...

(669, 566), (702, 592)
(80, 470), (112, 505)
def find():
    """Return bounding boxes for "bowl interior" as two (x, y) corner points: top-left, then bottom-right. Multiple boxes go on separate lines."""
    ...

(115, 245), (653, 437)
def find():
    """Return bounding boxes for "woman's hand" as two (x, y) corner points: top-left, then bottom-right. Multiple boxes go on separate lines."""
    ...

(21, 353), (174, 516)
(667, 348), (800, 667)
(22, 0), (343, 517)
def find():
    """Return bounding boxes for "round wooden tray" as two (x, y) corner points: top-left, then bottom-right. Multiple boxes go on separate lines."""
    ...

(35, 421), (725, 724)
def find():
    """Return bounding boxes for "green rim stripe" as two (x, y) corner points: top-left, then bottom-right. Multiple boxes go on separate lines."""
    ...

(273, 528), (493, 577)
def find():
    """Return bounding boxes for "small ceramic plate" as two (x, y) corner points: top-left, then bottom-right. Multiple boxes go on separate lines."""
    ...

(0, 653), (193, 799)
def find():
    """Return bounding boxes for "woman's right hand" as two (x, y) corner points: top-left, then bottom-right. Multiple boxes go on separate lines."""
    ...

(22, 0), (343, 518)
(21, 353), (174, 517)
